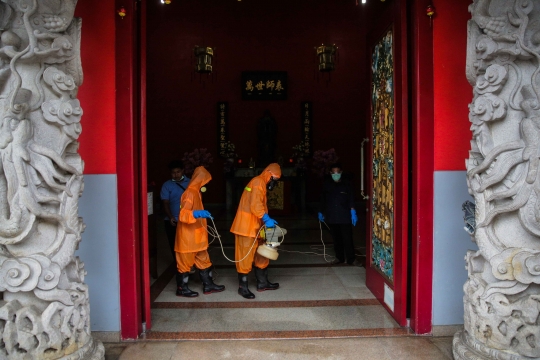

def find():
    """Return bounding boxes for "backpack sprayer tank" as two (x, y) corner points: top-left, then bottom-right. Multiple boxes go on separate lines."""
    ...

(256, 226), (287, 260)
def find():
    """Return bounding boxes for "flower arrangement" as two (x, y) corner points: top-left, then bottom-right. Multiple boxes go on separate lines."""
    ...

(222, 141), (238, 159)
(311, 148), (339, 177)
(182, 148), (213, 176)
(292, 141), (309, 158)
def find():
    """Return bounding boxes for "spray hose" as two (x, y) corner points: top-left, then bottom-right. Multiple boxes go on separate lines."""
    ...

(205, 218), (285, 263)
(205, 217), (336, 263)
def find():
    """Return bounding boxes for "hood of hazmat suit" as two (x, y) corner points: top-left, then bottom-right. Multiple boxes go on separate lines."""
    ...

(174, 166), (212, 253)
(230, 163), (281, 238)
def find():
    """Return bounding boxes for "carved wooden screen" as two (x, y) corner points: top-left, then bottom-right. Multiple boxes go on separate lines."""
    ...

(371, 30), (395, 283)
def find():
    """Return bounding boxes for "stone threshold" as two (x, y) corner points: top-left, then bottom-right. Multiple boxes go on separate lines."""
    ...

(142, 327), (414, 341)
(212, 263), (363, 269)
(152, 299), (380, 309)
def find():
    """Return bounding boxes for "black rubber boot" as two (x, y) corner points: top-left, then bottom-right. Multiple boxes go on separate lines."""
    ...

(254, 266), (279, 291)
(199, 268), (225, 294)
(238, 273), (255, 299)
(176, 272), (199, 297)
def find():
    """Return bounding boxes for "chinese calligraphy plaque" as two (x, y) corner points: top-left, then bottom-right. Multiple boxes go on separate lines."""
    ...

(242, 72), (287, 100)
(301, 102), (312, 155)
(217, 102), (229, 158)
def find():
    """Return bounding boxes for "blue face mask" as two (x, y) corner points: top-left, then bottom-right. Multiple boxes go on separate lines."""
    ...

(331, 173), (341, 182)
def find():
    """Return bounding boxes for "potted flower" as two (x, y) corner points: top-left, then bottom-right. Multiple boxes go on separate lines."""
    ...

(182, 148), (214, 176)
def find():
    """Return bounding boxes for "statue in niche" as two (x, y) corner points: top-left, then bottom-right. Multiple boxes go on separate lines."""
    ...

(257, 110), (277, 167)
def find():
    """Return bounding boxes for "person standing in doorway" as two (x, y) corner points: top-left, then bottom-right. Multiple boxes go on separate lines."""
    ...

(318, 163), (359, 265)
(161, 160), (190, 256)
(231, 163), (281, 299)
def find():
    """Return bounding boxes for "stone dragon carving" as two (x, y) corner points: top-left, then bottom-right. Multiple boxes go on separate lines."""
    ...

(0, 0), (104, 359)
(454, 0), (540, 359)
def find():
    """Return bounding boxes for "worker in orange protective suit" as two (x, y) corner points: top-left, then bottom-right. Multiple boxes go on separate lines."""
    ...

(230, 163), (281, 299)
(175, 166), (225, 297)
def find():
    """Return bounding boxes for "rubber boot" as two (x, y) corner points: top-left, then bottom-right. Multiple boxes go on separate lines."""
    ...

(238, 273), (255, 299)
(176, 272), (199, 297)
(199, 268), (225, 294)
(254, 266), (279, 291)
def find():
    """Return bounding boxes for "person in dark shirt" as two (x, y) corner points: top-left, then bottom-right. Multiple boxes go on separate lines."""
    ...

(160, 160), (191, 255)
(318, 163), (359, 265)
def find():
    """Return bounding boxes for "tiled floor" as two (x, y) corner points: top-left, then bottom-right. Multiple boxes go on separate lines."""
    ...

(151, 304), (398, 333)
(149, 212), (396, 339)
(104, 336), (454, 359)
(143, 210), (440, 353)
(154, 266), (374, 303)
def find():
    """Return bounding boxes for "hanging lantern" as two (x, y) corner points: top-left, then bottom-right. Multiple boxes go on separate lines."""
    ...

(117, 6), (127, 19)
(194, 46), (214, 74)
(161, 0), (172, 4)
(316, 44), (337, 72)
(426, 4), (435, 27)
(426, 4), (435, 17)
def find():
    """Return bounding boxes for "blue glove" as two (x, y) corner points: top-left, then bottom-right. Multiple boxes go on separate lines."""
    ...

(193, 210), (213, 219)
(351, 209), (358, 226)
(262, 213), (278, 228)
(318, 212), (325, 222)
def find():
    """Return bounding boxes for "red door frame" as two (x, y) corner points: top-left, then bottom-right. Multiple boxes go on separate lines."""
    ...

(364, 0), (434, 334)
(115, 0), (149, 340)
(364, 0), (409, 328)
(114, 0), (434, 338)
(409, 0), (434, 335)
(137, 0), (151, 332)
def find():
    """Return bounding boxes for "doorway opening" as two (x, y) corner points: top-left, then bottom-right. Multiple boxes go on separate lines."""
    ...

(115, 0), (433, 340)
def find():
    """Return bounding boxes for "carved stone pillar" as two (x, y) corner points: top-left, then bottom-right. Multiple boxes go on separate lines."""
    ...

(454, 0), (540, 359)
(0, 1), (104, 359)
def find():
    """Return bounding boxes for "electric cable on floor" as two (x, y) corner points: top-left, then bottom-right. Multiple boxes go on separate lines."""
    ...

(278, 220), (334, 263)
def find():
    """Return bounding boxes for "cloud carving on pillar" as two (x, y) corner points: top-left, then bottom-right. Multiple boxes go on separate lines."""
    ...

(0, 0), (104, 359)
(455, 0), (540, 359)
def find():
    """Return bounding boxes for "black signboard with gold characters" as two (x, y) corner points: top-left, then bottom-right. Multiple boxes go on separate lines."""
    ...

(301, 102), (312, 155)
(242, 72), (287, 100)
(217, 102), (228, 158)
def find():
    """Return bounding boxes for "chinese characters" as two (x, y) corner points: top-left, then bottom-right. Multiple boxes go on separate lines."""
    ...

(301, 102), (312, 155)
(242, 72), (287, 100)
(217, 102), (229, 158)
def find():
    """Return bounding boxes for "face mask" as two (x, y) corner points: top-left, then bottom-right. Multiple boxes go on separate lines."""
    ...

(331, 173), (341, 182)
(267, 177), (278, 191)
(172, 175), (185, 182)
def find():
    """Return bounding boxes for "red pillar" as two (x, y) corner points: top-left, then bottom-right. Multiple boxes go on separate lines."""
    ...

(410, 0), (434, 335)
(116, 0), (143, 340)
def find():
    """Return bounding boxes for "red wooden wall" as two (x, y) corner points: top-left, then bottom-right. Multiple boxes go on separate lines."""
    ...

(75, 0), (116, 175)
(146, 0), (369, 203)
(433, 0), (471, 171)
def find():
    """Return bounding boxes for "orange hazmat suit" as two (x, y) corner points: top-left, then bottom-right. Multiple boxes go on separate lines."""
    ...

(231, 163), (281, 274)
(175, 166), (213, 273)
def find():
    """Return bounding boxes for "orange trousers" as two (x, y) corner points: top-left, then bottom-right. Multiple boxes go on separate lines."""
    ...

(235, 235), (269, 274)
(176, 250), (212, 273)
